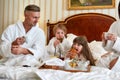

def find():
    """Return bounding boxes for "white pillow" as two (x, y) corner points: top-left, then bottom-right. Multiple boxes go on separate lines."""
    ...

(66, 33), (77, 45)
(88, 40), (107, 60)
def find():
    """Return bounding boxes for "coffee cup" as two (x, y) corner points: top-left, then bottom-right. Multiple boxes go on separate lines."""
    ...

(104, 32), (109, 40)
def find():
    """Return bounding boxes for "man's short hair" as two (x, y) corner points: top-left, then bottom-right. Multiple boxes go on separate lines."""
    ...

(24, 4), (40, 12)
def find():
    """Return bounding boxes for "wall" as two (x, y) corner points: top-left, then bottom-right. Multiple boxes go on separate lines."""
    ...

(0, 0), (119, 37)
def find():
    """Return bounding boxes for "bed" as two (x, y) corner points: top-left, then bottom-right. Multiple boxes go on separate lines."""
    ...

(1, 13), (120, 80)
(35, 13), (120, 80)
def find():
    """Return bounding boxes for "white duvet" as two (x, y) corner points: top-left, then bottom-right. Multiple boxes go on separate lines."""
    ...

(0, 65), (120, 80)
(0, 58), (120, 80)
(36, 58), (120, 80)
(36, 66), (120, 80)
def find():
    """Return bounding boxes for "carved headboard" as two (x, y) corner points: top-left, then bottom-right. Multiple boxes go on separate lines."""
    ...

(47, 13), (116, 43)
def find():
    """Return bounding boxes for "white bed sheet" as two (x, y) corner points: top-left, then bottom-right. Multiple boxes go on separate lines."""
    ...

(37, 66), (120, 80)
(0, 65), (41, 80)
(0, 64), (120, 80)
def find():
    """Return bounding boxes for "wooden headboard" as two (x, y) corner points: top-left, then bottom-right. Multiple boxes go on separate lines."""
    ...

(47, 13), (116, 43)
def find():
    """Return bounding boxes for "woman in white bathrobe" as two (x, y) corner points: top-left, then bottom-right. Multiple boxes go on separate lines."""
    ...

(47, 24), (71, 59)
(0, 4), (46, 67)
(96, 1), (120, 72)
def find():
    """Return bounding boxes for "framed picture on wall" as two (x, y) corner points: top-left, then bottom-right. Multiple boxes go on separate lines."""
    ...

(68, 0), (115, 10)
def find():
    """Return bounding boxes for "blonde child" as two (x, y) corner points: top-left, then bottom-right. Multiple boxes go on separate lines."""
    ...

(47, 24), (71, 58)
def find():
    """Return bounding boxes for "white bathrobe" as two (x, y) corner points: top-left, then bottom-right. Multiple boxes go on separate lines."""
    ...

(97, 20), (120, 71)
(47, 37), (71, 57)
(0, 21), (46, 67)
(103, 20), (120, 54)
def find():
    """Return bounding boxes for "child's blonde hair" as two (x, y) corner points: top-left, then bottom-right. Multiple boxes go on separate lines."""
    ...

(53, 24), (67, 35)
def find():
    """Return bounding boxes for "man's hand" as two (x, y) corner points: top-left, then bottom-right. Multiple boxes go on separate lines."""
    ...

(101, 32), (106, 41)
(12, 36), (25, 45)
(11, 45), (33, 55)
(11, 36), (33, 55)
(102, 32), (117, 42)
(11, 36), (26, 54)
(11, 45), (23, 55)
(106, 33), (117, 41)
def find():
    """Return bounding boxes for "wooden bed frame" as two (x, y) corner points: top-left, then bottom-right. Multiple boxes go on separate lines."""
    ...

(47, 13), (116, 43)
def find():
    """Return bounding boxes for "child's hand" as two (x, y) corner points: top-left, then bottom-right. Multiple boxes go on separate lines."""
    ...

(66, 52), (70, 58)
(65, 52), (75, 59)
(54, 39), (60, 47)
(67, 48), (77, 59)
(69, 52), (76, 59)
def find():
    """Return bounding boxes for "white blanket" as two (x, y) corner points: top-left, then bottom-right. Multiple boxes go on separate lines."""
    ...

(36, 66), (120, 80)
(35, 58), (120, 80)
(0, 55), (43, 67)
(0, 65), (120, 80)
(0, 65), (41, 80)
(0, 58), (120, 80)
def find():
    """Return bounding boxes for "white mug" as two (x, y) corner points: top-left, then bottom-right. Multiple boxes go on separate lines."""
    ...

(104, 32), (109, 40)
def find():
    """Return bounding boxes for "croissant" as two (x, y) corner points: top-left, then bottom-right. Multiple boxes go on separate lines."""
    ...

(69, 48), (77, 59)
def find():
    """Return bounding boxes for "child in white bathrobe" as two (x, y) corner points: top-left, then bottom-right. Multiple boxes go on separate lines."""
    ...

(47, 24), (71, 59)
(65, 36), (96, 66)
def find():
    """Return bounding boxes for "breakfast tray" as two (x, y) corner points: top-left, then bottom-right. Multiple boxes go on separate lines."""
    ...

(39, 64), (91, 72)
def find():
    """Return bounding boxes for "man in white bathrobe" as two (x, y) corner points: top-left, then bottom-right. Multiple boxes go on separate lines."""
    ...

(0, 4), (46, 67)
